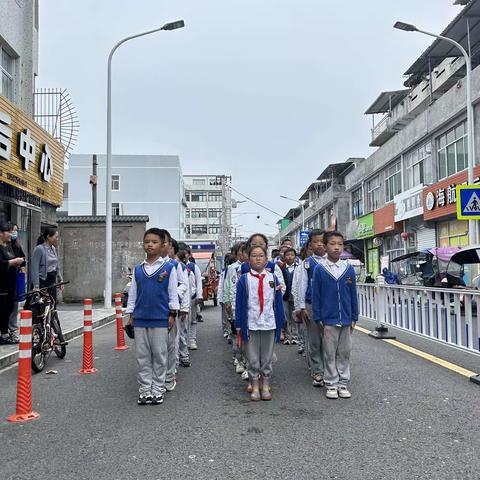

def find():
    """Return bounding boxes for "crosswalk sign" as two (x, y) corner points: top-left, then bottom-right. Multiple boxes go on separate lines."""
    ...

(456, 185), (480, 219)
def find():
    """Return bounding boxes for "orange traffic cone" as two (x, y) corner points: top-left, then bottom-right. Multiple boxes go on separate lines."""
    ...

(79, 299), (97, 374)
(8, 310), (40, 423)
(113, 293), (128, 351)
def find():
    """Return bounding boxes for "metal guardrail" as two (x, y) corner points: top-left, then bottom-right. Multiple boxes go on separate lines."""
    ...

(357, 282), (480, 355)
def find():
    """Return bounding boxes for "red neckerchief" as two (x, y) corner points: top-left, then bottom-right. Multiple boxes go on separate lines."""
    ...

(250, 272), (266, 314)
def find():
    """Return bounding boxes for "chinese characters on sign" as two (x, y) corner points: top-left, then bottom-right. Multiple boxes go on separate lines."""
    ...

(425, 182), (474, 211)
(0, 109), (54, 183)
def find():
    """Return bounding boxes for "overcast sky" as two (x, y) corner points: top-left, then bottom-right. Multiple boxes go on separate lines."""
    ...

(38, 0), (460, 237)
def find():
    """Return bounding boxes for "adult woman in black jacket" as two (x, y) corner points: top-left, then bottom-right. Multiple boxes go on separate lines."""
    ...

(0, 223), (25, 344)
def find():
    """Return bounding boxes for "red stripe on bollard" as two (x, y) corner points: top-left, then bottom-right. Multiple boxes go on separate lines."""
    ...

(79, 298), (98, 374)
(113, 293), (128, 351)
(8, 310), (40, 423)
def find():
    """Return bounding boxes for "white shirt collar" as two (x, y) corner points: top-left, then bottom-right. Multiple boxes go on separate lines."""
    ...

(249, 269), (268, 276)
(142, 256), (166, 266)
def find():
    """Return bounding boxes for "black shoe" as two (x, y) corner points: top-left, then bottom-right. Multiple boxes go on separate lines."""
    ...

(0, 336), (16, 345)
(180, 359), (191, 367)
(137, 394), (153, 405)
(151, 394), (164, 405)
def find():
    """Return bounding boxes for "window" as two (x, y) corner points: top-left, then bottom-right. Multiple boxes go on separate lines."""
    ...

(112, 175), (120, 191)
(352, 187), (363, 219)
(385, 161), (402, 202)
(186, 208), (191, 218)
(405, 142), (431, 189)
(366, 176), (381, 212)
(0, 46), (15, 102)
(189, 191), (207, 202)
(439, 219), (469, 247)
(384, 233), (404, 263)
(209, 208), (222, 218)
(193, 178), (206, 185)
(191, 225), (208, 234)
(209, 224), (221, 234)
(191, 208), (207, 218)
(437, 121), (468, 180)
(209, 177), (225, 186)
(208, 192), (222, 202)
(112, 203), (120, 216)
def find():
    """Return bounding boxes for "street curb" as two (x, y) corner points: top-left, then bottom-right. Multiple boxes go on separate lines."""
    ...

(0, 312), (117, 370)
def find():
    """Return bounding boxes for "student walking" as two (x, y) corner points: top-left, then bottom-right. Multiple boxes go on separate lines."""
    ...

(280, 247), (299, 345)
(126, 228), (179, 405)
(235, 245), (285, 402)
(312, 231), (358, 400)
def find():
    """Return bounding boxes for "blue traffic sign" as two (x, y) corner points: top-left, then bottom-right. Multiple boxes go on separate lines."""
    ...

(456, 185), (480, 220)
(298, 230), (309, 247)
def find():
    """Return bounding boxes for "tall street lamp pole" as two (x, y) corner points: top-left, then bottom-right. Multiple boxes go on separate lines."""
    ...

(105, 20), (185, 308)
(394, 21), (476, 245)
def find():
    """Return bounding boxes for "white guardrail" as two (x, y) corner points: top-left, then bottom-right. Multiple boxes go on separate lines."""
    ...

(357, 282), (480, 355)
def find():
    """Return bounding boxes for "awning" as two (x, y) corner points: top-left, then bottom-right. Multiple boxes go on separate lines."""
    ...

(364, 90), (410, 115)
(403, 0), (480, 86)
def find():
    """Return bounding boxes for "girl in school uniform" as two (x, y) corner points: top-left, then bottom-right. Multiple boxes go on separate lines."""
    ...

(235, 245), (285, 402)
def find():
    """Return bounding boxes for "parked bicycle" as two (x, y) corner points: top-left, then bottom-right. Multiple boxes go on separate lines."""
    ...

(24, 281), (70, 373)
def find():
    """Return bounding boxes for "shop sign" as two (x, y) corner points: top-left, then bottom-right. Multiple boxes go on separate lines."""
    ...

(356, 213), (374, 239)
(0, 96), (64, 206)
(423, 166), (480, 221)
(394, 184), (424, 221)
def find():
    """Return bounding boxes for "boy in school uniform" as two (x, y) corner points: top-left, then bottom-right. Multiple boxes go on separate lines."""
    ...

(296, 230), (326, 388)
(312, 231), (358, 400)
(218, 253), (236, 341)
(280, 247), (299, 345)
(177, 244), (194, 368)
(186, 249), (203, 351)
(166, 238), (189, 391)
(126, 228), (179, 405)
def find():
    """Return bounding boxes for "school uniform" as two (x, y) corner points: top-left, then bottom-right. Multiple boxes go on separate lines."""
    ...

(281, 262), (298, 343)
(178, 265), (195, 363)
(125, 257), (179, 397)
(217, 267), (230, 337)
(235, 269), (284, 380)
(311, 259), (359, 388)
(297, 254), (326, 377)
(292, 263), (305, 351)
(188, 261), (203, 348)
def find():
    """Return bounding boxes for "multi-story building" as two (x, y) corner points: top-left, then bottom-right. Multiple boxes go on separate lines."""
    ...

(0, 0), (65, 256)
(62, 154), (186, 239)
(184, 175), (232, 250)
(278, 0), (480, 276)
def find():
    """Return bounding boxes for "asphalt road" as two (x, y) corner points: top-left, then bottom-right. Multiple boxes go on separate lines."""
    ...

(1, 305), (479, 480)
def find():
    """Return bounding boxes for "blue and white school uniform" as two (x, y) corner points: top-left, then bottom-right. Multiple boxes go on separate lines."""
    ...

(125, 257), (179, 396)
(188, 261), (203, 348)
(235, 270), (285, 380)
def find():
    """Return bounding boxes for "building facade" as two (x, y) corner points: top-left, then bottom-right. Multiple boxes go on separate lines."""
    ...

(0, 0), (65, 258)
(62, 154), (185, 239)
(184, 175), (232, 251)
(278, 0), (480, 276)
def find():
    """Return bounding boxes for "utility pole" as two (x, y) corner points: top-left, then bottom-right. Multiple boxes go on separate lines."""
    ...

(90, 154), (98, 216)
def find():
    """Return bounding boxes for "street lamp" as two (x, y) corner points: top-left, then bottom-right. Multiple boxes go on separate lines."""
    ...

(394, 20), (476, 245)
(280, 195), (305, 231)
(104, 20), (185, 308)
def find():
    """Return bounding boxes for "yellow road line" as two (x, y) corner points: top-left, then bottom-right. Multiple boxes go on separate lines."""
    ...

(355, 325), (478, 378)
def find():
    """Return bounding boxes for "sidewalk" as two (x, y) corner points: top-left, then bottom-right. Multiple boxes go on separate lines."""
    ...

(0, 304), (116, 370)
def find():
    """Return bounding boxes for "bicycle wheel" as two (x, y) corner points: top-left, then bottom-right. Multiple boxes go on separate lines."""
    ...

(52, 312), (66, 359)
(31, 325), (46, 373)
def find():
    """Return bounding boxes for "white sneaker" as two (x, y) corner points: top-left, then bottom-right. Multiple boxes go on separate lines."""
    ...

(338, 386), (351, 399)
(326, 387), (339, 400)
(233, 358), (239, 366)
(235, 364), (245, 374)
(241, 370), (249, 380)
(188, 342), (197, 350)
(223, 332), (229, 338)
(165, 380), (177, 392)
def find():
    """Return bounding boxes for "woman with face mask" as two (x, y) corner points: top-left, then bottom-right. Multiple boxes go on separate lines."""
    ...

(7, 224), (26, 343)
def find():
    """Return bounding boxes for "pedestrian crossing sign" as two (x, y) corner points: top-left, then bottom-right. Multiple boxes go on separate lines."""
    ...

(456, 185), (480, 219)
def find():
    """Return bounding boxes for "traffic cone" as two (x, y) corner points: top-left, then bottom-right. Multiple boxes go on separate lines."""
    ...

(8, 310), (40, 423)
(79, 299), (97, 374)
(113, 293), (128, 351)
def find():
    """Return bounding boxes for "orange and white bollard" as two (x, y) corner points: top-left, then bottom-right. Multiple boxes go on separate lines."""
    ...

(8, 310), (40, 423)
(79, 298), (97, 374)
(113, 293), (128, 351)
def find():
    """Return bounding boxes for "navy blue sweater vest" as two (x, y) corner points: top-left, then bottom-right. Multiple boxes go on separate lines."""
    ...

(305, 256), (321, 304)
(133, 262), (174, 328)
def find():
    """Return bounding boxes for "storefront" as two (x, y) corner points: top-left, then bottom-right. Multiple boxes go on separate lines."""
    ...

(374, 203), (404, 266)
(356, 213), (378, 277)
(423, 166), (480, 248)
(0, 96), (64, 257)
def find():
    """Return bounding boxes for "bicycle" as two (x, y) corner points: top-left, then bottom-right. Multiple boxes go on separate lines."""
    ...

(24, 281), (70, 373)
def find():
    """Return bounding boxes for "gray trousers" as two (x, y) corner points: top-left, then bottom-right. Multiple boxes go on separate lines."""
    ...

(221, 304), (230, 335)
(283, 300), (298, 341)
(8, 302), (19, 333)
(188, 302), (197, 345)
(245, 329), (275, 380)
(323, 325), (352, 388)
(305, 304), (324, 376)
(166, 322), (178, 384)
(135, 327), (169, 396)
(178, 313), (190, 361)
